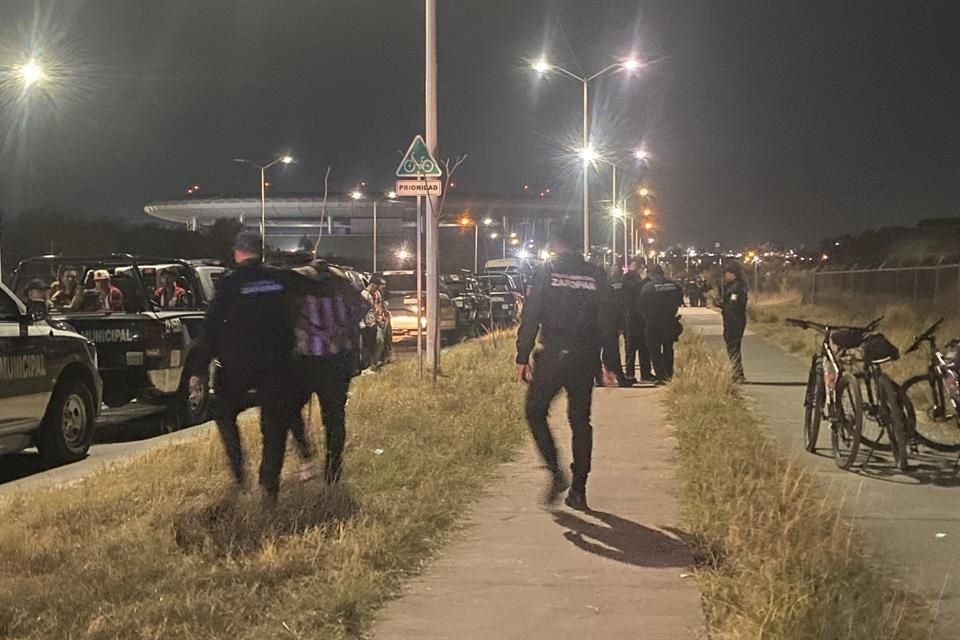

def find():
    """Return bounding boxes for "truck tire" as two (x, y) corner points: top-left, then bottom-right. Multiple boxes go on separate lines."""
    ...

(36, 378), (96, 465)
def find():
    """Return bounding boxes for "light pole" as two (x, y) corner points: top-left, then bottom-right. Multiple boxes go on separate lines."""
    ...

(532, 57), (642, 257)
(233, 155), (294, 257)
(458, 215), (480, 273)
(0, 59), (48, 277)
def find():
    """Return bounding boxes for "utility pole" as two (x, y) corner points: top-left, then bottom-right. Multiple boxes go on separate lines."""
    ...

(582, 80), (589, 257)
(425, 0), (440, 381)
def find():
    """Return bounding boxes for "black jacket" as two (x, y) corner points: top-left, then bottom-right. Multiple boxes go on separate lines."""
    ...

(515, 251), (619, 370)
(721, 279), (748, 333)
(638, 276), (684, 327)
(621, 270), (649, 325)
(195, 260), (317, 369)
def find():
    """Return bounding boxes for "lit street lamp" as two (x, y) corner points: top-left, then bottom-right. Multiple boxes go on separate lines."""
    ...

(458, 215), (479, 272)
(351, 189), (397, 273)
(0, 57), (48, 276)
(532, 56), (642, 256)
(232, 155), (294, 257)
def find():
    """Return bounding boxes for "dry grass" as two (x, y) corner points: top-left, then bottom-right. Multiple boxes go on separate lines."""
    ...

(666, 334), (932, 639)
(0, 333), (526, 640)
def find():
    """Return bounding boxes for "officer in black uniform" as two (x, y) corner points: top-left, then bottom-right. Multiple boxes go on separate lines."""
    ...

(516, 224), (620, 511)
(638, 263), (684, 383)
(717, 261), (748, 382)
(621, 256), (655, 384)
(191, 231), (316, 507)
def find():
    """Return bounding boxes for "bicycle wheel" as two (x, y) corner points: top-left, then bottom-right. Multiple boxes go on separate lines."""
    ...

(902, 375), (960, 452)
(878, 374), (910, 471)
(803, 358), (825, 452)
(832, 371), (863, 469)
(857, 374), (890, 451)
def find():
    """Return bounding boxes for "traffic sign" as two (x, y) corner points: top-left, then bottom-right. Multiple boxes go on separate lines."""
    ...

(395, 179), (443, 197)
(396, 135), (442, 177)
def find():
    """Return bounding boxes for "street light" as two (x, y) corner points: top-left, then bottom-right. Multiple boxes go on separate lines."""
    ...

(354, 190), (397, 272)
(532, 55), (642, 256)
(458, 214), (479, 272)
(609, 206), (624, 270)
(0, 57), (48, 276)
(233, 154), (295, 257)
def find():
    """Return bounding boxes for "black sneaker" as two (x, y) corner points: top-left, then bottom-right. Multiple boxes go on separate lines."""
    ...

(542, 470), (570, 507)
(565, 488), (589, 511)
(618, 377), (634, 388)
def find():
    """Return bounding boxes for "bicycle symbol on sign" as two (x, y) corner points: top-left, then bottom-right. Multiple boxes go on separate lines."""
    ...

(402, 156), (437, 176)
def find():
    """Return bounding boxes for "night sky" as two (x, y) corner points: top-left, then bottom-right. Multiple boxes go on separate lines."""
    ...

(1, 0), (958, 248)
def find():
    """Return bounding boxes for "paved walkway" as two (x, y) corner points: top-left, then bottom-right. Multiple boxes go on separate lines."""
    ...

(685, 307), (960, 637)
(373, 385), (704, 639)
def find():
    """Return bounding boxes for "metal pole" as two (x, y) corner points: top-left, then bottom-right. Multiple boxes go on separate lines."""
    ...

(373, 200), (378, 273)
(582, 79), (589, 257)
(611, 164), (617, 268)
(502, 215), (507, 258)
(260, 167), (266, 258)
(425, 0), (439, 381)
(416, 195), (423, 378)
(474, 224), (478, 273)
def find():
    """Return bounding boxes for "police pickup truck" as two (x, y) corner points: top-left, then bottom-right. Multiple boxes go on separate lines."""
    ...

(0, 281), (101, 463)
(12, 255), (218, 430)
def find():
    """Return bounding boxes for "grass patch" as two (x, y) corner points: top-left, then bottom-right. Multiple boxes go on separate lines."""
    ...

(666, 334), (933, 639)
(0, 333), (526, 639)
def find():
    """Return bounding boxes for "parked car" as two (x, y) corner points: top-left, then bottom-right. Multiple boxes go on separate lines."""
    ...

(0, 281), (102, 464)
(12, 255), (212, 430)
(441, 270), (489, 336)
(475, 273), (525, 326)
(381, 270), (458, 342)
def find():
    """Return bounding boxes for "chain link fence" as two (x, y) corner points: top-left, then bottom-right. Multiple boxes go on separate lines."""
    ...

(801, 262), (960, 309)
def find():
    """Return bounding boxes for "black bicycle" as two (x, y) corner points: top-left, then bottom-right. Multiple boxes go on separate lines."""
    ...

(901, 319), (960, 452)
(856, 333), (913, 472)
(786, 317), (882, 469)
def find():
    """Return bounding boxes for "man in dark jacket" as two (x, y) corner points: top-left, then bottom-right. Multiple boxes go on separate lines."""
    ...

(191, 232), (319, 507)
(621, 256), (655, 384)
(516, 224), (620, 511)
(638, 263), (684, 383)
(717, 261), (748, 382)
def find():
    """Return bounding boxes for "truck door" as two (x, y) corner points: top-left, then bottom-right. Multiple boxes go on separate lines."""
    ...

(0, 290), (50, 435)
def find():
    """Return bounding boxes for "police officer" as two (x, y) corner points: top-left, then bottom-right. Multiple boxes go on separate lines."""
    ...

(191, 231), (316, 507)
(516, 224), (620, 511)
(717, 261), (748, 383)
(638, 263), (684, 383)
(621, 256), (655, 384)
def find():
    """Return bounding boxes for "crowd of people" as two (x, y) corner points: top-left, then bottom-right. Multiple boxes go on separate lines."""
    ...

(516, 224), (749, 511)
(20, 265), (196, 314)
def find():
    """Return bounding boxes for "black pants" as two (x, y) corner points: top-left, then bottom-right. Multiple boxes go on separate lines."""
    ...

(213, 362), (304, 495)
(645, 324), (676, 381)
(525, 349), (595, 491)
(624, 320), (653, 380)
(360, 326), (379, 369)
(724, 325), (746, 381)
(300, 352), (354, 482)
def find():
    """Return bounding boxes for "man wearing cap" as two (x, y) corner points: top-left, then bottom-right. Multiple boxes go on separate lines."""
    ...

(91, 270), (125, 312)
(191, 231), (320, 507)
(516, 223), (620, 511)
(155, 268), (190, 309)
(638, 263), (684, 383)
(717, 261), (748, 383)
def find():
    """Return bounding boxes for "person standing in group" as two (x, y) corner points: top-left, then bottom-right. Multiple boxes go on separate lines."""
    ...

(190, 231), (317, 508)
(359, 276), (385, 370)
(293, 260), (370, 484)
(638, 263), (684, 384)
(516, 224), (620, 511)
(717, 261), (748, 383)
(621, 256), (655, 384)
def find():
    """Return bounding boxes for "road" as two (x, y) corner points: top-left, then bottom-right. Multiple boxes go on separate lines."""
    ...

(686, 307), (960, 635)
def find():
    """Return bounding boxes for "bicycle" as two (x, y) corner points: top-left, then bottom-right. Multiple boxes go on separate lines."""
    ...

(856, 332), (913, 472)
(785, 317), (881, 469)
(901, 318), (960, 452)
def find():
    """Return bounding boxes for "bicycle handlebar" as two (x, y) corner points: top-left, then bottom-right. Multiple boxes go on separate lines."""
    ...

(905, 317), (944, 354)
(784, 315), (883, 335)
